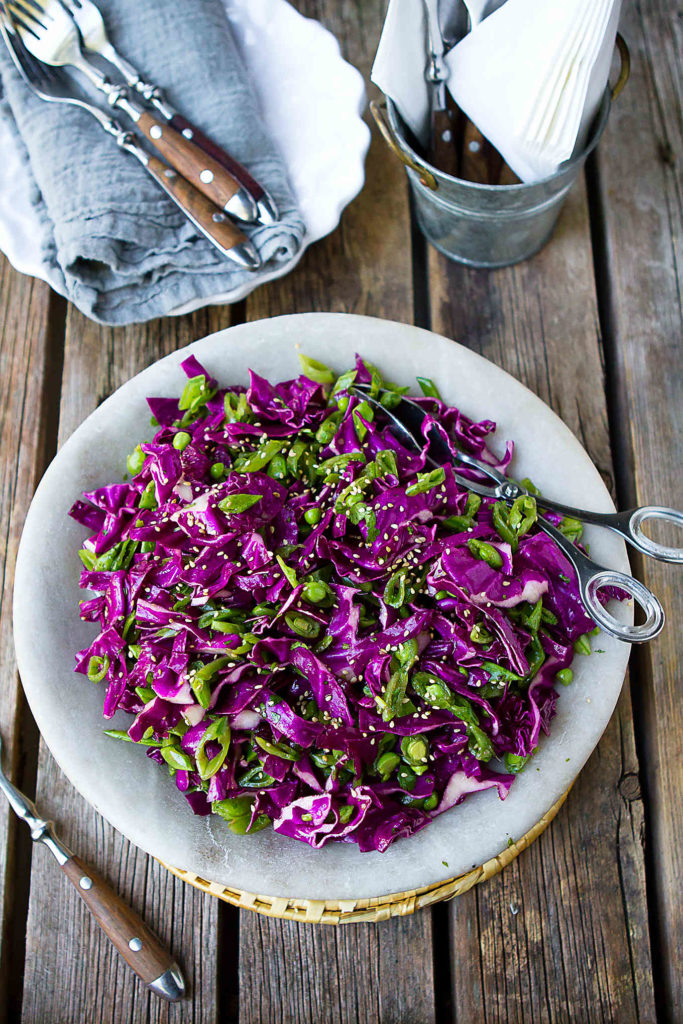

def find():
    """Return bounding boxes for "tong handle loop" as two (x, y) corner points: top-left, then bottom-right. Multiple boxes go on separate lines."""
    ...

(626, 506), (683, 563)
(582, 569), (665, 644)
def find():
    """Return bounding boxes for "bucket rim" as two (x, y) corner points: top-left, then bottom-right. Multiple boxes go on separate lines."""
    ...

(385, 90), (612, 194)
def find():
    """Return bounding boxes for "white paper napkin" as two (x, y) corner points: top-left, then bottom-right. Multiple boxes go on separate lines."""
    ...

(446, 0), (622, 181)
(372, 0), (622, 183)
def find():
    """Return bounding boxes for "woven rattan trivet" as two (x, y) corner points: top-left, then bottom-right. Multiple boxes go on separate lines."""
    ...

(159, 788), (569, 925)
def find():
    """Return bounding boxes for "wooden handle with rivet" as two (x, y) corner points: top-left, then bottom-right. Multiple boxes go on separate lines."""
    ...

(137, 111), (256, 221)
(429, 108), (460, 177)
(61, 855), (185, 1001)
(460, 120), (504, 184)
(145, 154), (249, 253)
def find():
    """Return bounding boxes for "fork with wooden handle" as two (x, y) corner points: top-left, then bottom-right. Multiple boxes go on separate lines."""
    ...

(7, 0), (261, 224)
(0, 9), (261, 268)
(0, 733), (185, 1001)
(60, 0), (279, 225)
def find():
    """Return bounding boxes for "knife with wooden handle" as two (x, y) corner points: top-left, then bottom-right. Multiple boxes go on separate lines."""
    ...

(93, 80), (260, 225)
(109, 122), (261, 269)
(0, 734), (185, 1001)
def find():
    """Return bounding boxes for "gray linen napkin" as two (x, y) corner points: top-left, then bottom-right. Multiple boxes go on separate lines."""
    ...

(0, 0), (305, 324)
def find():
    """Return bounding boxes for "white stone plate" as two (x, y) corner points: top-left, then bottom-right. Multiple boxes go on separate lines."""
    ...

(13, 314), (632, 901)
(0, 0), (370, 315)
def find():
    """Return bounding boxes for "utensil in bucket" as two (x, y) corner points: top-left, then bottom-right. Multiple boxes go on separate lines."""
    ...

(371, 35), (630, 268)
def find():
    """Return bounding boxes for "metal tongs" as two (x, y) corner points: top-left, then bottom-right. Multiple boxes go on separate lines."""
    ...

(353, 384), (683, 644)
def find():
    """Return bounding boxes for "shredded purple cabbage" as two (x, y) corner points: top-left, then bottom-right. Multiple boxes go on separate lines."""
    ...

(70, 353), (605, 852)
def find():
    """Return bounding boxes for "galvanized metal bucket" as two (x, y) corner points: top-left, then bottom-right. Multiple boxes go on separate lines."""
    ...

(372, 36), (630, 268)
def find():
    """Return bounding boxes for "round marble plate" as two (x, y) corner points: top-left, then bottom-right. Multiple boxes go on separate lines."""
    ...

(13, 314), (632, 901)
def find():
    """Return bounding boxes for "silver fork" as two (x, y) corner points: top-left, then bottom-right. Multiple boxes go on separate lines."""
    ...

(0, 6), (260, 268)
(7, 0), (260, 223)
(59, 0), (279, 225)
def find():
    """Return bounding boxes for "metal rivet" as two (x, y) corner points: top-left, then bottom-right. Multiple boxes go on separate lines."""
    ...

(128, 937), (143, 952)
(468, 140), (481, 153)
(150, 125), (163, 139)
(199, 169), (214, 184)
(441, 129), (452, 143)
(79, 876), (93, 890)
(164, 169), (176, 179)
(212, 212), (226, 223)
(182, 128), (194, 140)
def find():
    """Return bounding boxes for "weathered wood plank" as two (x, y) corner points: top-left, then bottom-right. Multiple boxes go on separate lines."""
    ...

(592, 0), (682, 1016)
(240, 914), (436, 1024)
(237, 3), (437, 1024)
(428, 182), (656, 1022)
(0, 257), (61, 1024)
(21, 305), (237, 1024)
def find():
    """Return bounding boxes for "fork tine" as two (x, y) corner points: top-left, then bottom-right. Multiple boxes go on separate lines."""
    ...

(6, 6), (40, 36)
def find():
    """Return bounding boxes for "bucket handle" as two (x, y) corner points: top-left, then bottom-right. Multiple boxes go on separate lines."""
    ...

(612, 34), (630, 101)
(370, 99), (438, 191)
(371, 34), (630, 189)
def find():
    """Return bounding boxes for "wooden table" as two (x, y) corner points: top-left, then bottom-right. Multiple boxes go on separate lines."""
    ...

(0, 2), (680, 1021)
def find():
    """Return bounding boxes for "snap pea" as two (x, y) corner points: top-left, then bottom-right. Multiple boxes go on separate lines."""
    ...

(218, 493), (262, 515)
(227, 813), (271, 835)
(400, 735), (429, 765)
(254, 735), (300, 761)
(213, 795), (253, 820)
(302, 580), (329, 604)
(283, 440), (306, 479)
(237, 766), (276, 788)
(138, 480), (157, 509)
(405, 467), (446, 496)
(267, 454), (288, 480)
(304, 507), (321, 526)
(284, 612), (320, 638)
(396, 765), (417, 791)
(384, 569), (407, 609)
(525, 634), (546, 680)
(558, 516), (583, 543)
(179, 374), (216, 415)
(87, 655), (109, 684)
(330, 369), (357, 398)
(223, 391), (250, 423)
(276, 555), (298, 588)
(467, 538), (503, 569)
(504, 752), (530, 773)
(196, 717), (231, 780)
(416, 376), (442, 400)
(556, 668), (574, 686)
(298, 353), (335, 384)
(574, 633), (592, 656)
(375, 751), (400, 780)
(126, 444), (146, 476)
(377, 669), (409, 722)
(104, 729), (162, 747)
(470, 623), (494, 645)
(424, 793), (439, 811)
(191, 656), (231, 709)
(210, 462), (225, 480)
(234, 439), (283, 473)
(173, 431), (191, 451)
(160, 746), (194, 772)
(315, 415), (340, 445)
(352, 400), (374, 441)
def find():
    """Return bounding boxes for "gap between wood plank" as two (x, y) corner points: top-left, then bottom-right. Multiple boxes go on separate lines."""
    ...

(1, 290), (67, 1024)
(584, 152), (665, 1024)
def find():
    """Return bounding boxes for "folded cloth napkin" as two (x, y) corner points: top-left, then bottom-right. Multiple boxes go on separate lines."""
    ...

(0, 0), (305, 324)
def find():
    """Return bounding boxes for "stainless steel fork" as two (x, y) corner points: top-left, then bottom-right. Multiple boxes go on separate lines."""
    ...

(7, 0), (260, 223)
(60, 0), (279, 225)
(0, 5), (260, 268)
